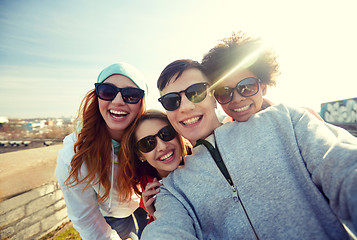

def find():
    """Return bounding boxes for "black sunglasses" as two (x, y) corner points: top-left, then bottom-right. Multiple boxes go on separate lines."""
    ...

(214, 77), (260, 104)
(95, 83), (144, 104)
(158, 82), (209, 111)
(136, 125), (177, 153)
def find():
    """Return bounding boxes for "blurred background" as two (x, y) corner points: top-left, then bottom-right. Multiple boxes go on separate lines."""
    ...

(1, 0), (357, 143)
(0, 1), (356, 239)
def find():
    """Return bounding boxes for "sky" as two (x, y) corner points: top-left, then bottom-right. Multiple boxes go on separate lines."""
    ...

(0, 0), (356, 119)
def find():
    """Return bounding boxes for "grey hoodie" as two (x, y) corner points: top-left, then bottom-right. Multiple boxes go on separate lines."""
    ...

(141, 104), (357, 240)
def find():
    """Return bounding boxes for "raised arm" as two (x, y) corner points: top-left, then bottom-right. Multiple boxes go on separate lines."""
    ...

(290, 106), (357, 232)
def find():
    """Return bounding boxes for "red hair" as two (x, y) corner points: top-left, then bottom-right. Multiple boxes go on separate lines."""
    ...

(65, 89), (145, 203)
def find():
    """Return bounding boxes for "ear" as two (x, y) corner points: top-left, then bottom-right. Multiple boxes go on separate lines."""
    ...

(139, 156), (146, 162)
(261, 84), (267, 96)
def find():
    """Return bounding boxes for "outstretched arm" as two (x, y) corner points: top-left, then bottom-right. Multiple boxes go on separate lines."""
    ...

(141, 185), (201, 240)
(290, 106), (357, 233)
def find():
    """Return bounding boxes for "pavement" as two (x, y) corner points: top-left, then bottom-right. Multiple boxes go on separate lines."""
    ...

(0, 144), (63, 200)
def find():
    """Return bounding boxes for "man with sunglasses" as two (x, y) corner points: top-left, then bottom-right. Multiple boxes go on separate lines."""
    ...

(140, 57), (357, 239)
(157, 60), (221, 145)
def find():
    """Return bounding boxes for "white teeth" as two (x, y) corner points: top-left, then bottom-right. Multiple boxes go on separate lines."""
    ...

(110, 110), (127, 115)
(160, 151), (173, 161)
(109, 110), (128, 119)
(182, 117), (200, 125)
(233, 105), (250, 112)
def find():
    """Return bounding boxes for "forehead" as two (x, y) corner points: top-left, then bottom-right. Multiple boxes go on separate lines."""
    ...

(160, 68), (208, 95)
(215, 69), (257, 87)
(103, 74), (137, 88)
(135, 119), (167, 138)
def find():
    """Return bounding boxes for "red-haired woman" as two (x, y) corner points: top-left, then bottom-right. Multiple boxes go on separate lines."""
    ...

(55, 63), (148, 240)
(120, 110), (191, 224)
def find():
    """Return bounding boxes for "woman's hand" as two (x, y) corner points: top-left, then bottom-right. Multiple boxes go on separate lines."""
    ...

(142, 178), (163, 217)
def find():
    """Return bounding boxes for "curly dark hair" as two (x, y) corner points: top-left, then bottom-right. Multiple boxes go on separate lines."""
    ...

(201, 31), (279, 87)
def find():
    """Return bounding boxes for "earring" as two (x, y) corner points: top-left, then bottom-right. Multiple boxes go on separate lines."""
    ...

(139, 157), (145, 162)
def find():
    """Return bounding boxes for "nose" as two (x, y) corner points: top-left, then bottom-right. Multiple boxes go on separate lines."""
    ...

(155, 137), (167, 152)
(178, 93), (195, 113)
(111, 92), (125, 105)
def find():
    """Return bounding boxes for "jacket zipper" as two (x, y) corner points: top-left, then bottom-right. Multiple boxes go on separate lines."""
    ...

(195, 138), (260, 239)
(231, 183), (260, 240)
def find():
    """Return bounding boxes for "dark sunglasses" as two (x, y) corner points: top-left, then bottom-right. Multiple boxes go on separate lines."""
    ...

(214, 77), (260, 104)
(95, 83), (144, 104)
(136, 125), (177, 153)
(158, 82), (209, 111)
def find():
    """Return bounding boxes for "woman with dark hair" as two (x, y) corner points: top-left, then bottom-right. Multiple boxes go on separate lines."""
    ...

(55, 62), (149, 240)
(121, 109), (191, 223)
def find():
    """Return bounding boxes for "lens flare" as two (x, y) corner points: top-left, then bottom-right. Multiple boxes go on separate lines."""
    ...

(208, 44), (267, 92)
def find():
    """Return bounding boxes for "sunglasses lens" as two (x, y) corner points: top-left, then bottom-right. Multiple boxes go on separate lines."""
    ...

(137, 136), (156, 153)
(159, 93), (181, 111)
(121, 88), (144, 104)
(136, 126), (176, 153)
(237, 77), (259, 97)
(214, 87), (233, 104)
(96, 84), (117, 101)
(158, 126), (176, 142)
(159, 83), (208, 111)
(96, 83), (144, 103)
(186, 83), (208, 103)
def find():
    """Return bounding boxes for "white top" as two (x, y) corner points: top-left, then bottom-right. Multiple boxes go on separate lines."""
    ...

(55, 133), (140, 240)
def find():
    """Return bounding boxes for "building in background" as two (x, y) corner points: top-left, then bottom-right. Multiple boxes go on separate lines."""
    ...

(320, 97), (357, 136)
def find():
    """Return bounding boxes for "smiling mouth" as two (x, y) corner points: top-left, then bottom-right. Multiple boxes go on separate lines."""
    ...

(232, 105), (250, 113)
(181, 116), (201, 125)
(110, 110), (128, 118)
(159, 151), (174, 161)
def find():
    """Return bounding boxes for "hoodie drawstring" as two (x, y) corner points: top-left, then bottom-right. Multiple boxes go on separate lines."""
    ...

(108, 144), (115, 212)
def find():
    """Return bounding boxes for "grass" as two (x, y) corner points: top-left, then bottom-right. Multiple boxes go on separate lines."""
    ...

(39, 222), (81, 240)
(53, 227), (81, 240)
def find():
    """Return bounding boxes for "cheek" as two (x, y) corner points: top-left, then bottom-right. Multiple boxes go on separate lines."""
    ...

(204, 96), (217, 109)
(144, 152), (157, 164)
(128, 102), (142, 116)
(98, 100), (108, 115)
(255, 92), (264, 104)
(172, 138), (182, 151)
(221, 104), (230, 112)
(167, 112), (178, 125)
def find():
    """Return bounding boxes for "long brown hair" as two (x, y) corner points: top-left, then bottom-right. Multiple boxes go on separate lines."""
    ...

(121, 109), (191, 196)
(64, 89), (145, 203)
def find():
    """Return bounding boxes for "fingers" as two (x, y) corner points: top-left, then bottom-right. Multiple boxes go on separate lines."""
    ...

(142, 178), (164, 216)
(142, 186), (160, 199)
(144, 178), (163, 191)
(145, 195), (156, 208)
(143, 188), (158, 216)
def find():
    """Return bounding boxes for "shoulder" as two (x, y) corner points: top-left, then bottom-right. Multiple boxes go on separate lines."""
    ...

(63, 132), (78, 144)
(254, 103), (307, 124)
(216, 104), (301, 135)
(57, 132), (77, 166)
